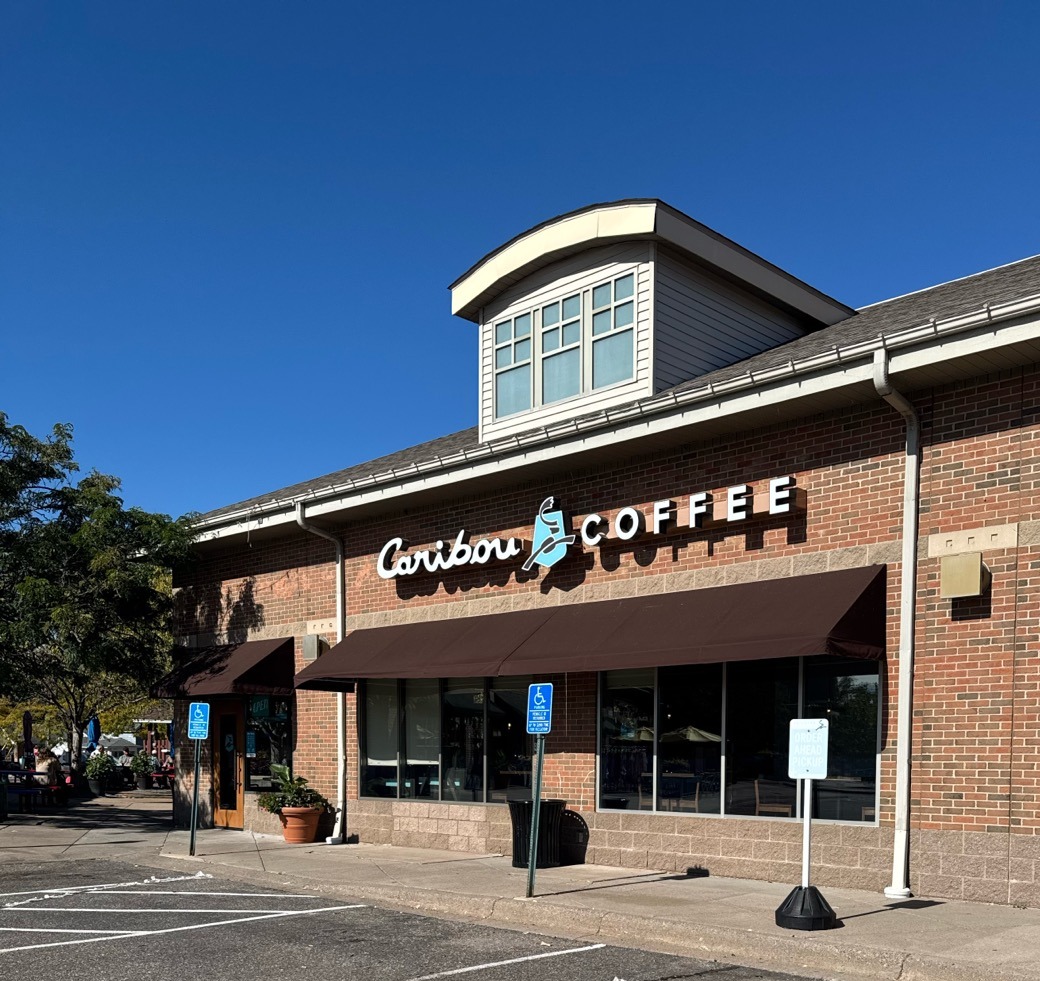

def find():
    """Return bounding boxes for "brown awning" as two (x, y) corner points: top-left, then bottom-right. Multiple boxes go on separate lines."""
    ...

(294, 566), (885, 691)
(153, 637), (296, 698)
(294, 609), (556, 689)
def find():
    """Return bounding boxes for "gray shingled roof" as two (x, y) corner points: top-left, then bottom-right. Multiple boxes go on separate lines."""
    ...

(201, 253), (1040, 523)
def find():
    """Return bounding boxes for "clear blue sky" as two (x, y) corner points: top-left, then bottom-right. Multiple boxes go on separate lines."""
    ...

(3, 2), (1039, 519)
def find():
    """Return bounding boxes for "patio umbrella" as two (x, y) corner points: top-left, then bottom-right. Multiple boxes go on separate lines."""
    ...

(660, 725), (722, 743)
(86, 716), (101, 750)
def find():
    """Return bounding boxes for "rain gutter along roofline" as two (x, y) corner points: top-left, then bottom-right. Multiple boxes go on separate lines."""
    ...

(194, 291), (1040, 543)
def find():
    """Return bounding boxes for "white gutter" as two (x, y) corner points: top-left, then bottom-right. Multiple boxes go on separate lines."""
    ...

(873, 349), (921, 899)
(295, 502), (347, 845)
(196, 291), (1040, 542)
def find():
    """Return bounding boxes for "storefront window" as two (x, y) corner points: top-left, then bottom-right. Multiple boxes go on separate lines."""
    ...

(403, 678), (439, 799)
(488, 677), (533, 802)
(597, 656), (879, 822)
(362, 678), (399, 797)
(599, 669), (655, 811)
(359, 676), (535, 803)
(804, 657), (879, 821)
(441, 679), (485, 802)
(658, 664), (722, 814)
(245, 695), (293, 791)
(725, 659), (798, 817)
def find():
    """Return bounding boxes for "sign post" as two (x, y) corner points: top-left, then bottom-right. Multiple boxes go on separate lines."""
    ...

(775, 718), (836, 930)
(187, 702), (210, 857)
(525, 683), (553, 899)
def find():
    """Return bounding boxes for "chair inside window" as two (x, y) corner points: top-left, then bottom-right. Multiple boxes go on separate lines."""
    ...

(754, 779), (794, 817)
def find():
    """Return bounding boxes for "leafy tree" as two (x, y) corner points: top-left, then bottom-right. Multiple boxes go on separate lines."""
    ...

(0, 414), (195, 771)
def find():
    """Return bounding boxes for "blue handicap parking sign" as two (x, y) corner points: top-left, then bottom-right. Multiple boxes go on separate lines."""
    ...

(526, 683), (553, 734)
(188, 702), (210, 740)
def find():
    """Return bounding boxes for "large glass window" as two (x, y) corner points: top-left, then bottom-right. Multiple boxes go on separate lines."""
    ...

(245, 695), (293, 791)
(361, 678), (399, 797)
(725, 659), (798, 817)
(491, 269), (637, 419)
(403, 678), (439, 799)
(598, 656), (879, 822)
(488, 677), (533, 802)
(804, 657), (879, 821)
(658, 664), (722, 814)
(360, 676), (536, 803)
(599, 669), (655, 811)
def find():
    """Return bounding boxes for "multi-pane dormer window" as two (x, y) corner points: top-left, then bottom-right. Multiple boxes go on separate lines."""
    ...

(493, 312), (532, 417)
(493, 270), (637, 419)
(591, 272), (634, 390)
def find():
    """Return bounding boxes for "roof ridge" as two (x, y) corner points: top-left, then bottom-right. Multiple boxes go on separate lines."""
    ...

(858, 253), (1040, 311)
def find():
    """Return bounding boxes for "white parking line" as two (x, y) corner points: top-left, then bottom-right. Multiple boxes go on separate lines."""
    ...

(20, 907), (338, 913)
(405, 943), (607, 980)
(90, 891), (317, 898)
(0, 928), (148, 935)
(0, 904), (366, 954)
(0, 872), (211, 898)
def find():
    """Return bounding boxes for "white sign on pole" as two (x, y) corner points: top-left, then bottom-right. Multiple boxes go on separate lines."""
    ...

(788, 718), (829, 780)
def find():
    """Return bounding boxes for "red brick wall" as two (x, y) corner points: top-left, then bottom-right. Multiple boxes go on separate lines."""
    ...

(173, 363), (1040, 903)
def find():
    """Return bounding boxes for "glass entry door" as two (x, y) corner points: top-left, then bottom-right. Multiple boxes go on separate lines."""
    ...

(213, 703), (245, 829)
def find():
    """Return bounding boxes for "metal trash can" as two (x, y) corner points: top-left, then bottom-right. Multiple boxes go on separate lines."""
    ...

(507, 798), (565, 868)
(558, 809), (589, 865)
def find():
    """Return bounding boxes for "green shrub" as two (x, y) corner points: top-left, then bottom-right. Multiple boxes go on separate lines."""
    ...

(130, 752), (153, 776)
(85, 753), (117, 779)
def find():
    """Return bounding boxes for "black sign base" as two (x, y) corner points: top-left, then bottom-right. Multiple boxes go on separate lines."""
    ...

(775, 885), (837, 931)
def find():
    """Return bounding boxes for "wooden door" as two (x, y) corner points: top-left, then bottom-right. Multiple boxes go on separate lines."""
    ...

(212, 702), (245, 829)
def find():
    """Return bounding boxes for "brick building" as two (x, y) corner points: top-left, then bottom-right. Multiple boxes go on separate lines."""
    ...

(162, 200), (1040, 906)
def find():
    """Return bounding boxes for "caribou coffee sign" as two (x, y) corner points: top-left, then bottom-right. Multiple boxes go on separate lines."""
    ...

(377, 476), (802, 580)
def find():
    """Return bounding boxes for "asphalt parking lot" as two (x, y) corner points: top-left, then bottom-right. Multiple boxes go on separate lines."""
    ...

(0, 859), (805, 981)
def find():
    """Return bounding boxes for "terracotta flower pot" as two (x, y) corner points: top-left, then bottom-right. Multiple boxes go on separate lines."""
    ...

(278, 806), (321, 844)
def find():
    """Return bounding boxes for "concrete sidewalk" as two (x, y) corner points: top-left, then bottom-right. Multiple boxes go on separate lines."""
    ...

(3, 797), (1040, 981)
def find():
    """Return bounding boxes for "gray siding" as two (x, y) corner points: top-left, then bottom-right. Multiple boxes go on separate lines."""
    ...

(653, 247), (811, 392)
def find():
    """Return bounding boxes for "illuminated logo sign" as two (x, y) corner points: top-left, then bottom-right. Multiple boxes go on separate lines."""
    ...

(376, 476), (802, 580)
(522, 498), (576, 571)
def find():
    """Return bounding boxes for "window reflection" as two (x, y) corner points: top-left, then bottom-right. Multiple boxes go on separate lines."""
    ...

(599, 669), (655, 810)
(246, 696), (292, 791)
(657, 664), (722, 814)
(805, 657), (879, 821)
(488, 677), (533, 802)
(441, 679), (485, 802)
(724, 659), (798, 817)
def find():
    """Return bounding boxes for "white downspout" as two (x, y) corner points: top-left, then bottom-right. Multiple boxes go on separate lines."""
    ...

(296, 502), (347, 844)
(872, 348), (920, 899)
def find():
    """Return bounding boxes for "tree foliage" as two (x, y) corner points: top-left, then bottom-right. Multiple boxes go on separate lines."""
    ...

(0, 412), (196, 768)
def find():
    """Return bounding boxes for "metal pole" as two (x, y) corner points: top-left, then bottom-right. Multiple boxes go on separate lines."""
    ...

(189, 738), (201, 857)
(525, 733), (545, 899)
(801, 778), (812, 888)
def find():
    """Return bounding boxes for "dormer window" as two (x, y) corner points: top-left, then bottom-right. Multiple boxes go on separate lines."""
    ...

(493, 312), (533, 417)
(591, 272), (634, 390)
(540, 293), (581, 404)
(493, 271), (637, 419)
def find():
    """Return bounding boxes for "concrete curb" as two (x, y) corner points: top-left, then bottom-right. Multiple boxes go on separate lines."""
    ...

(152, 846), (1029, 981)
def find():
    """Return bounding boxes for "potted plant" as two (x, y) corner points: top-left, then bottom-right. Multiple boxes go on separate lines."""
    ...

(85, 753), (117, 796)
(130, 751), (153, 790)
(256, 763), (329, 843)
